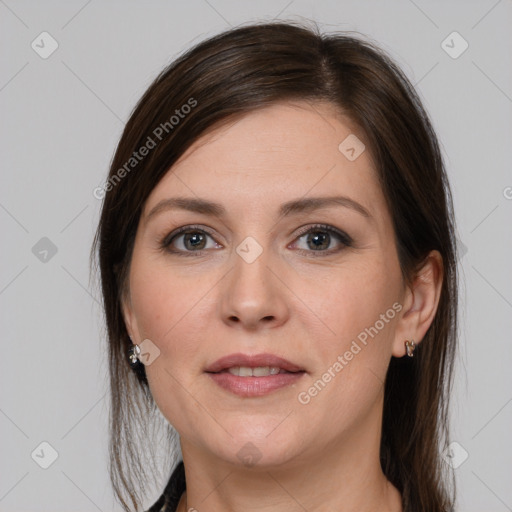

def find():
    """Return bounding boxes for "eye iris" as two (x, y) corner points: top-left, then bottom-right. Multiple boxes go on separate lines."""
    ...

(184, 231), (206, 250)
(307, 231), (330, 250)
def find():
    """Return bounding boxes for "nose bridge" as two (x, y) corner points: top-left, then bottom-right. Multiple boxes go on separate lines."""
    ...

(218, 231), (288, 328)
(231, 233), (275, 300)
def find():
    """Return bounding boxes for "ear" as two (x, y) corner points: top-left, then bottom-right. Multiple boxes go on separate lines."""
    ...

(121, 289), (141, 342)
(392, 250), (444, 357)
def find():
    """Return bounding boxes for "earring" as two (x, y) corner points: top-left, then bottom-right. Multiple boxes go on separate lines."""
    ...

(127, 338), (142, 368)
(405, 339), (416, 358)
(127, 337), (148, 383)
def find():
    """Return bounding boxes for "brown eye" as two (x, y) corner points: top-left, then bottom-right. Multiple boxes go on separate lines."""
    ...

(162, 225), (220, 256)
(303, 231), (331, 250)
(292, 224), (352, 255)
(178, 230), (208, 251)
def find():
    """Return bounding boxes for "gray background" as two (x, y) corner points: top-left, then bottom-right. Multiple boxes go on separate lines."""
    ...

(1, 0), (511, 510)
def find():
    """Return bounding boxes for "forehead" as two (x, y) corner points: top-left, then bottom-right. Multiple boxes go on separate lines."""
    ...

(143, 101), (384, 219)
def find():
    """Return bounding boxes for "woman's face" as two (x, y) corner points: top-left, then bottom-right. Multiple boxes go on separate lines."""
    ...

(123, 101), (413, 469)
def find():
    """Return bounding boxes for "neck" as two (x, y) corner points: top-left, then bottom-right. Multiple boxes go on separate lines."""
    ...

(176, 408), (402, 512)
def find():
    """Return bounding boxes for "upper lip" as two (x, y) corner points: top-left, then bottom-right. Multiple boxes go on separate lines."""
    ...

(205, 352), (305, 373)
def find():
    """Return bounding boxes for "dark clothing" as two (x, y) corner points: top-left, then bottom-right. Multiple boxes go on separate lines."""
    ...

(146, 461), (186, 512)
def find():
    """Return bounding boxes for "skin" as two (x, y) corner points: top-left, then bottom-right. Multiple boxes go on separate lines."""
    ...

(122, 101), (443, 512)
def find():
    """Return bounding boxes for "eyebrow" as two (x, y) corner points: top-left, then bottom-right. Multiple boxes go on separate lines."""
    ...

(145, 195), (372, 223)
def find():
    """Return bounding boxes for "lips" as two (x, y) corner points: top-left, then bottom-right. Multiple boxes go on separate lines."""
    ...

(205, 353), (306, 397)
(205, 352), (305, 374)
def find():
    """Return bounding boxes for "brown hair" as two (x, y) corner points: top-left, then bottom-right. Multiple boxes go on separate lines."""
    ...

(91, 20), (458, 511)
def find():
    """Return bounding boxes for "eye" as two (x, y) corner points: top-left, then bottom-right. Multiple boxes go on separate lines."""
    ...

(161, 223), (352, 257)
(291, 224), (352, 256)
(161, 225), (220, 256)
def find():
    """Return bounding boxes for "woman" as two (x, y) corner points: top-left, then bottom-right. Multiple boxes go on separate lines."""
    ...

(92, 20), (458, 512)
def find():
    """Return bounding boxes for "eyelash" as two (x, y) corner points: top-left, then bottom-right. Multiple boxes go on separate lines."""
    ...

(160, 223), (353, 258)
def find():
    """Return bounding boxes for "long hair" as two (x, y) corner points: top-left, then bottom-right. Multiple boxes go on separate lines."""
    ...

(91, 20), (458, 511)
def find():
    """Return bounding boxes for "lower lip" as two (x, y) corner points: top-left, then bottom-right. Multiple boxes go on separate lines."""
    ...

(207, 371), (305, 397)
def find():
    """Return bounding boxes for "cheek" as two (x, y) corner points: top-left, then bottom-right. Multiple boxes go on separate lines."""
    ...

(300, 256), (401, 356)
(130, 267), (171, 340)
(296, 255), (402, 412)
(129, 259), (210, 430)
(130, 253), (197, 337)
(128, 257), (203, 373)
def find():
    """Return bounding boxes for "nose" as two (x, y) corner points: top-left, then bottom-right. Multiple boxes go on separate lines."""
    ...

(218, 244), (290, 331)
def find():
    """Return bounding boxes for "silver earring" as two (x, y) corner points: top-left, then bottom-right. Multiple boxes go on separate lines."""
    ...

(128, 339), (142, 368)
(405, 339), (416, 357)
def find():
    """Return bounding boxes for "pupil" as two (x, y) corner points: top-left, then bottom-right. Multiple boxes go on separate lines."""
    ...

(185, 232), (205, 250)
(309, 232), (329, 250)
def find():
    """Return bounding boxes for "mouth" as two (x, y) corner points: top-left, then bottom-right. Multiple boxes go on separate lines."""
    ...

(205, 353), (306, 397)
(205, 352), (305, 374)
(216, 366), (300, 377)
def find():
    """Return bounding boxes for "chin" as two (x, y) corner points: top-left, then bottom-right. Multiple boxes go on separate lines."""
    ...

(202, 421), (306, 469)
